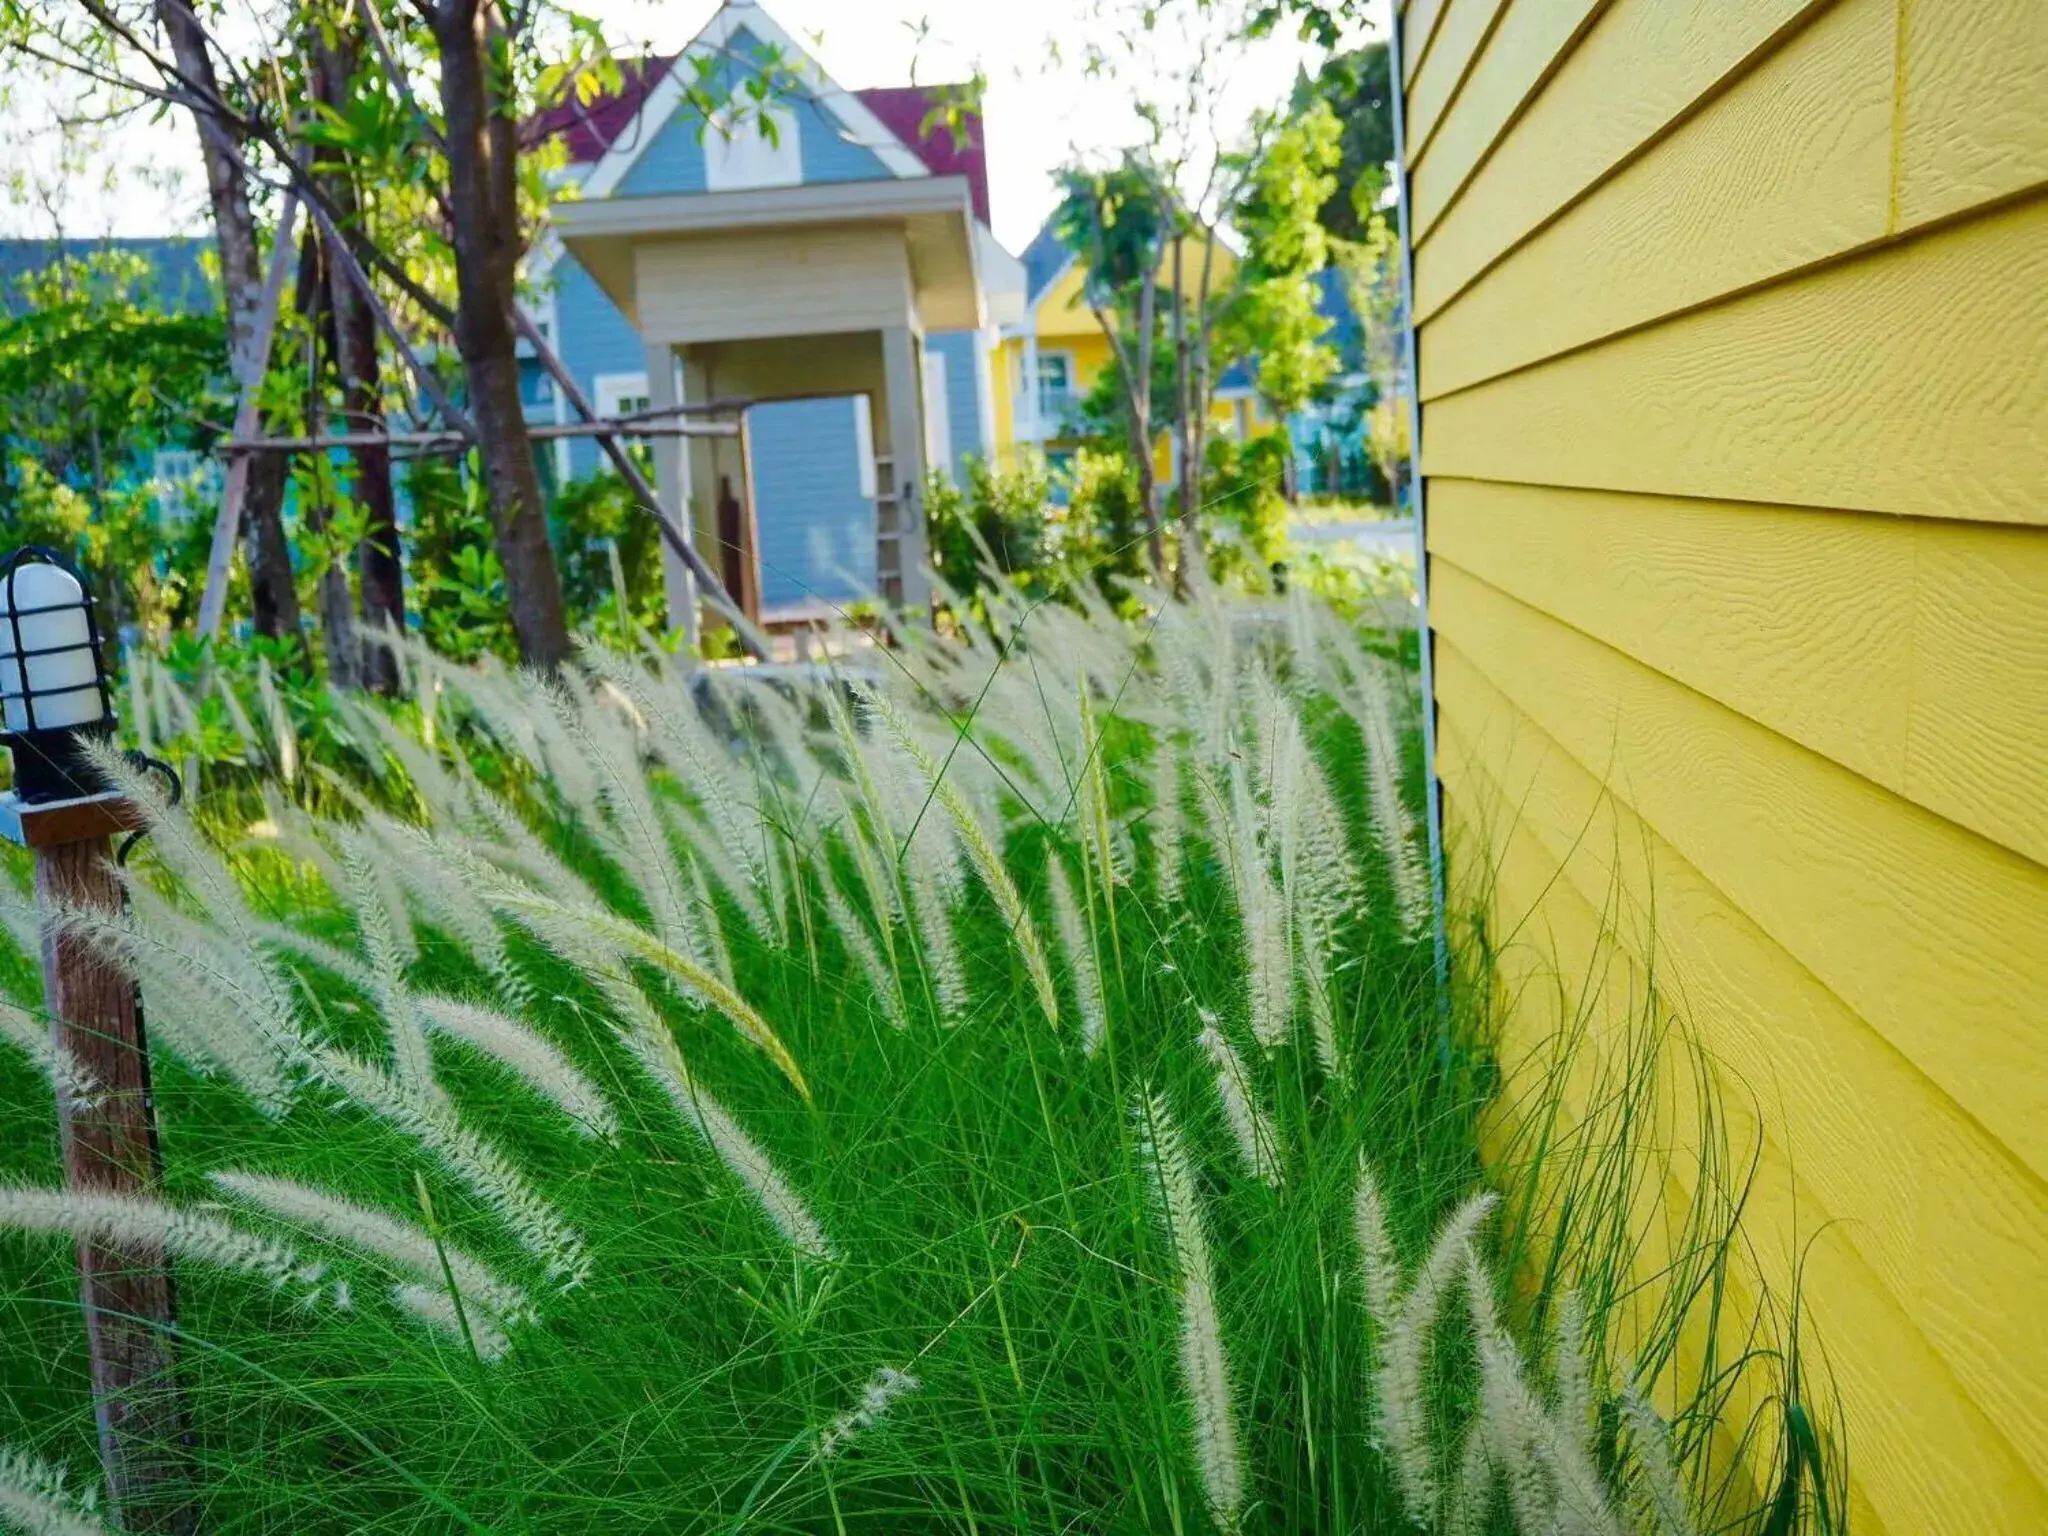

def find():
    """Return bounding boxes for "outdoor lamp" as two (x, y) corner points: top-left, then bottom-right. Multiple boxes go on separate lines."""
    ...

(0, 546), (117, 805)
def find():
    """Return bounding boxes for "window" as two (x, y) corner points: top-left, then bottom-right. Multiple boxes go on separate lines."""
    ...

(704, 103), (802, 191)
(594, 372), (651, 423)
(151, 449), (219, 523)
(1035, 352), (1074, 419)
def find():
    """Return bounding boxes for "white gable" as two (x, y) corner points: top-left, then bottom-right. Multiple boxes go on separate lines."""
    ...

(579, 1), (928, 202)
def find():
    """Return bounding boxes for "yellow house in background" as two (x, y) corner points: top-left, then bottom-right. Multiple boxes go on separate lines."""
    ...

(991, 222), (1267, 489)
(1398, 0), (2047, 1529)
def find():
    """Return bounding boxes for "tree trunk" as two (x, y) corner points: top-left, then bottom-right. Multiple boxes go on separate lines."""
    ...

(431, 0), (570, 670)
(312, 24), (404, 693)
(1171, 234), (1198, 590)
(1131, 276), (1164, 577)
(156, 0), (303, 654)
(296, 229), (362, 688)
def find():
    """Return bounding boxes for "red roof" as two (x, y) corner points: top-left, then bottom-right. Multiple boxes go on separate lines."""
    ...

(527, 55), (674, 162)
(531, 59), (991, 226)
(855, 85), (990, 226)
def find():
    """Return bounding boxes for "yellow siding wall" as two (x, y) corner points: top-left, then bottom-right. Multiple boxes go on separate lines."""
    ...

(1403, 0), (2048, 1529)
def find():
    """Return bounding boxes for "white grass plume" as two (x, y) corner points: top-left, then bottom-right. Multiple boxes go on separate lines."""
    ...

(1150, 736), (1185, 906)
(1046, 858), (1106, 1058)
(818, 1365), (922, 1458)
(311, 1048), (590, 1288)
(342, 844), (439, 1105)
(1198, 1022), (1280, 1188)
(209, 1170), (533, 1326)
(0, 1185), (323, 1298)
(1225, 760), (1291, 1050)
(414, 994), (617, 1139)
(63, 890), (298, 1115)
(1445, 1413), (1496, 1536)
(428, 840), (809, 1101)
(0, 999), (99, 1108)
(1621, 1386), (1696, 1536)
(857, 683), (1060, 1029)
(0, 1444), (111, 1536)
(1467, 1252), (1622, 1536)
(1354, 658), (1431, 939)
(608, 979), (836, 1262)
(819, 875), (908, 1030)
(1356, 1162), (1498, 1525)
(906, 867), (969, 1022)
(391, 1282), (512, 1362)
(1136, 1089), (1243, 1528)
(1552, 1290), (1595, 1466)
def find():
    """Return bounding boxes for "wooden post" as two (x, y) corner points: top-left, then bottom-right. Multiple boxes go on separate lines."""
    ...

(0, 790), (191, 1534)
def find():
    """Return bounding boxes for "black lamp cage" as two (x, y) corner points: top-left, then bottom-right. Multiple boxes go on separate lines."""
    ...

(0, 545), (118, 805)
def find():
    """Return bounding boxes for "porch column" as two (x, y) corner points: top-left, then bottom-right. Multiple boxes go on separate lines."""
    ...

(880, 325), (930, 611)
(1021, 330), (1041, 443)
(644, 339), (697, 647)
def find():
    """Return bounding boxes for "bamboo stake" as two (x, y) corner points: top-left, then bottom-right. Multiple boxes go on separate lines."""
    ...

(193, 191), (298, 643)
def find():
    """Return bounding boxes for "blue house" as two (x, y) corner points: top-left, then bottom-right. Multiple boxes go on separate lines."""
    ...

(525, 0), (1024, 632)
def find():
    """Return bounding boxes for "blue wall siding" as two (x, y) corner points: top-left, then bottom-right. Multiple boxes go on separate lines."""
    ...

(795, 97), (891, 184)
(551, 256), (648, 478)
(616, 30), (892, 199)
(615, 102), (712, 197)
(748, 397), (875, 608)
(927, 330), (984, 478)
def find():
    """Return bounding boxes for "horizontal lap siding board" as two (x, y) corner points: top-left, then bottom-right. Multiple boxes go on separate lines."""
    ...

(1432, 562), (2048, 1182)
(1897, 0), (2048, 226)
(1408, 0), (1608, 243)
(1439, 720), (2048, 1530)
(1419, 0), (1895, 399)
(1404, 0), (1511, 159)
(1426, 479), (2048, 869)
(1411, 0), (1826, 319)
(1421, 197), (2048, 522)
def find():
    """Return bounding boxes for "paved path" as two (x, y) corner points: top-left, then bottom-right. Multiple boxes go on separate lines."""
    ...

(1288, 517), (1418, 562)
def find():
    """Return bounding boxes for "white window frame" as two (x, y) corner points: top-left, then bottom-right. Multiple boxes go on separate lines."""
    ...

(1035, 350), (1076, 423)
(704, 102), (802, 192)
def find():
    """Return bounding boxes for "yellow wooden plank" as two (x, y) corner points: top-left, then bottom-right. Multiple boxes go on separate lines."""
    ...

(1412, 0), (1824, 318)
(1446, 728), (2048, 1529)
(1439, 669), (2048, 1489)
(1403, 0), (1450, 85)
(1421, 197), (2048, 525)
(1907, 525), (2048, 873)
(1410, 0), (1605, 243)
(1427, 560), (2048, 1181)
(1426, 479), (2048, 871)
(1418, 0), (1893, 399)
(1897, 0), (2048, 228)
(1405, 0), (1509, 164)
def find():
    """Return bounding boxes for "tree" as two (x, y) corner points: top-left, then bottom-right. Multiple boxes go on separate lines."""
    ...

(0, 251), (229, 632)
(1054, 157), (1172, 577)
(1290, 44), (1393, 244)
(1225, 97), (1343, 500)
(151, 0), (307, 652)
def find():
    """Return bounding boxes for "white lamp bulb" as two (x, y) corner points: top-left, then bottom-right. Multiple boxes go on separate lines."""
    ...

(0, 561), (105, 733)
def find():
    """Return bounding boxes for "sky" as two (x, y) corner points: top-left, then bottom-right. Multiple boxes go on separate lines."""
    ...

(0, 0), (1377, 256)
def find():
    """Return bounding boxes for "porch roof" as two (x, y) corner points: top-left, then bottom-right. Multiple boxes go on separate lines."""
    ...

(552, 174), (985, 338)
